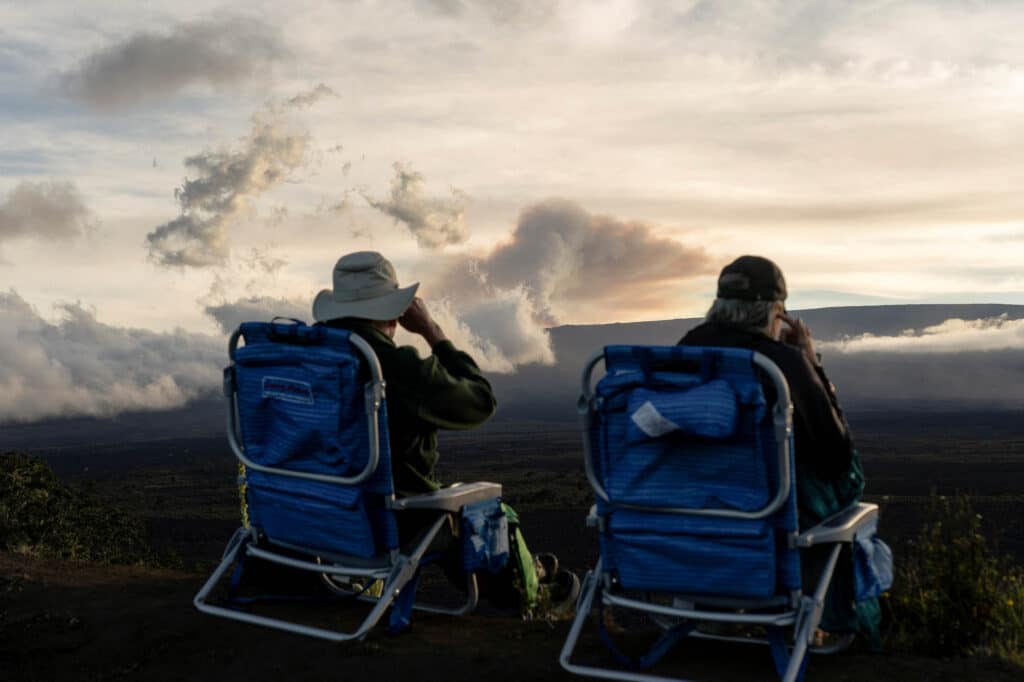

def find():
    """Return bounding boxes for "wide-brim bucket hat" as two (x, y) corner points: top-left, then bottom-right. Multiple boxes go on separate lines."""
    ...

(312, 251), (419, 322)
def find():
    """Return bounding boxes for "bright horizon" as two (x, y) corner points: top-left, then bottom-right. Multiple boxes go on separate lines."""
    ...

(3, 0), (1024, 420)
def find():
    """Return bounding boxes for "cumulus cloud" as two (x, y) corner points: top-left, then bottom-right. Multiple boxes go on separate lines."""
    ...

(204, 296), (310, 334)
(415, 289), (554, 373)
(146, 214), (227, 267)
(147, 108), (308, 267)
(479, 198), (711, 322)
(59, 17), (285, 110)
(286, 82), (337, 108)
(425, 198), (710, 370)
(0, 290), (222, 423)
(363, 163), (468, 249)
(0, 180), (93, 244)
(821, 315), (1024, 354)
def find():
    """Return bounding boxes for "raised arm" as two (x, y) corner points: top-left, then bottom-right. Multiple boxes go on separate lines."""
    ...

(399, 297), (497, 429)
(779, 313), (854, 478)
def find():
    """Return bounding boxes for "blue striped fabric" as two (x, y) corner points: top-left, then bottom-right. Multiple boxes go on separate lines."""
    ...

(593, 345), (801, 597)
(626, 379), (739, 442)
(234, 321), (397, 559)
(601, 509), (775, 597)
(245, 469), (395, 558)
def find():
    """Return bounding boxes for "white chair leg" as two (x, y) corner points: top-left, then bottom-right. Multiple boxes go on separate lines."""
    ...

(193, 517), (449, 642)
(783, 543), (844, 682)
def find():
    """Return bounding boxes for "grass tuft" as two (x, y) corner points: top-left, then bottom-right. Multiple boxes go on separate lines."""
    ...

(888, 492), (1024, 664)
(0, 451), (167, 566)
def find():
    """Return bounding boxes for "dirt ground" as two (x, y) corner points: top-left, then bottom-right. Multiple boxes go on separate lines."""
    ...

(3, 552), (1023, 682)
(3, 413), (1024, 681)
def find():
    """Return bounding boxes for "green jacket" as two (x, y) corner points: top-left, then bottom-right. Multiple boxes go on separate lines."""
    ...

(326, 319), (497, 496)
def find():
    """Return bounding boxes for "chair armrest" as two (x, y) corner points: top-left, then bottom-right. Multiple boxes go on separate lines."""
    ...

(796, 502), (878, 548)
(389, 481), (502, 513)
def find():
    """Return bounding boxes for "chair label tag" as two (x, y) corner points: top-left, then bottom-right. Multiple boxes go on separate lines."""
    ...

(630, 400), (680, 438)
(261, 376), (315, 405)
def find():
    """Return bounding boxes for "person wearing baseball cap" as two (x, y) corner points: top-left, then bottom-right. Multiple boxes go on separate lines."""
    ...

(678, 255), (875, 644)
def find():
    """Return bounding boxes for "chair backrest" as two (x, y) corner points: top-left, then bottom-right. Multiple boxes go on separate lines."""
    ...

(227, 321), (398, 559)
(583, 345), (801, 600)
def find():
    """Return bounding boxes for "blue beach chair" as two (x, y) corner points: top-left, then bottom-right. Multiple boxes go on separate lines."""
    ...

(559, 345), (881, 682)
(194, 320), (503, 641)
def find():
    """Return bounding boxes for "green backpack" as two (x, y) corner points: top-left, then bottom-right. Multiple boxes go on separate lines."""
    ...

(500, 503), (540, 616)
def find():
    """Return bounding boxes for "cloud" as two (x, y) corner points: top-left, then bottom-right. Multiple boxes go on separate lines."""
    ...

(416, 289), (554, 373)
(146, 108), (308, 267)
(59, 17), (286, 110)
(146, 214), (227, 268)
(821, 315), (1024, 354)
(0, 180), (93, 244)
(0, 290), (222, 423)
(420, 0), (558, 25)
(423, 198), (710, 370)
(237, 245), (288, 275)
(362, 163), (468, 249)
(286, 82), (338, 108)
(197, 244), (308, 333)
(315, 190), (355, 218)
(204, 296), (310, 334)
(479, 198), (712, 322)
(636, 1), (1024, 72)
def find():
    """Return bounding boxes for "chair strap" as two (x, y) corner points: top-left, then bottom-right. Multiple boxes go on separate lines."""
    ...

(628, 346), (719, 383)
(387, 566), (425, 634)
(385, 550), (447, 634)
(267, 319), (326, 345)
(595, 597), (695, 670)
(636, 347), (656, 384)
(700, 349), (718, 383)
(767, 626), (808, 682)
(227, 548), (248, 598)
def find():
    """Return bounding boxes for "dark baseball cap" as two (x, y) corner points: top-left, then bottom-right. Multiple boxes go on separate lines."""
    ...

(716, 255), (787, 302)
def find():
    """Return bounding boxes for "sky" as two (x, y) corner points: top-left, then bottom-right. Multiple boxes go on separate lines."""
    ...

(3, 0), (1024, 420)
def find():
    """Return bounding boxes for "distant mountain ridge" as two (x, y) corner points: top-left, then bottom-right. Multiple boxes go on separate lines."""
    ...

(551, 303), (1024, 350)
(2, 303), (1022, 449)
(495, 303), (1024, 420)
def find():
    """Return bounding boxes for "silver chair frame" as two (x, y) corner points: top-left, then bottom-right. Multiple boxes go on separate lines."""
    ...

(194, 327), (502, 642)
(559, 349), (879, 682)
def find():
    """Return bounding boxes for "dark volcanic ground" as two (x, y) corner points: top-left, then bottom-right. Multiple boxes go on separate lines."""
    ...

(2, 411), (1024, 681)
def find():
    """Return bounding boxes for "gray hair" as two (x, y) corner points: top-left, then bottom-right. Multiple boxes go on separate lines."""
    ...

(706, 297), (777, 335)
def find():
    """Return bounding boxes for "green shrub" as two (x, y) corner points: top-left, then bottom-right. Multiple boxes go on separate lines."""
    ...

(989, 569), (1024, 664)
(0, 451), (156, 565)
(889, 493), (1024, 663)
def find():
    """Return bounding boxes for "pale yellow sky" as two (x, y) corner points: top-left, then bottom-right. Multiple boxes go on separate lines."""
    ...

(4, 2), (1024, 325)
(2, 1), (1024, 420)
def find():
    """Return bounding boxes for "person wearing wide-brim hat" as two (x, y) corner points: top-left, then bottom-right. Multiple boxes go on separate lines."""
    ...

(314, 250), (496, 497)
(313, 251), (421, 327)
(677, 255), (877, 646)
(315, 251), (581, 614)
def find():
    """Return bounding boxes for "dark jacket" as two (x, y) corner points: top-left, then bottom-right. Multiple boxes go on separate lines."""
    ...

(679, 320), (862, 525)
(326, 319), (497, 496)
(681, 321), (877, 639)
